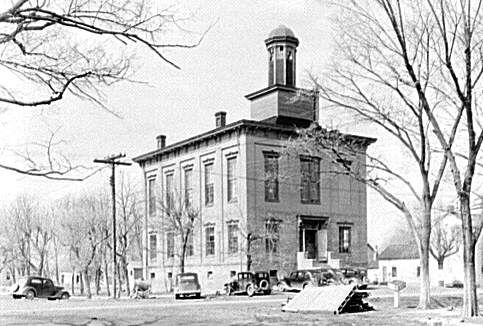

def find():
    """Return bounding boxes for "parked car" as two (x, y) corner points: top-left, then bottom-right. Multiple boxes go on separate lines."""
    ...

(445, 279), (464, 288)
(224, 271), (271, 297)
(12, 276), (70, 300)
(338, 267), (368, 289)
(174, 272), (201, 299)
(277, 269), (324, 291)
(132, 279), (152, 299)
(278, 268), (342, 292)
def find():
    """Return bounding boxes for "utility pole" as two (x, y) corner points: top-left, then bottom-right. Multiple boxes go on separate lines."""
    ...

(94, 154), (131, 299)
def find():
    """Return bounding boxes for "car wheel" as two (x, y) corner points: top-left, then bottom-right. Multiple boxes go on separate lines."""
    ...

(26, 290), (35, 300)
(246, 284), (255, 297)
(276, 282), (286, 292)
(259, 279), (269, 290)
(195, 293), (201, 299)
(175, 294), (180, 300)
(224, 286), (232, 296)
(61, 293), (70, 300)
(302, 282), (313, 290)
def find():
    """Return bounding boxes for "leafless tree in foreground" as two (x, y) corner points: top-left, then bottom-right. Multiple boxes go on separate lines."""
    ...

(289, 123), (443, 309)
(0, 0), (207, 107)
(2, 128), (105, 181)
(0, 0), (209, 180)
(313, 0), (483, 315)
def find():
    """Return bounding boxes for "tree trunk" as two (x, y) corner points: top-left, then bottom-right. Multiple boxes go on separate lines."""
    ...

(438, 259), (444, 270)
(180, 241), (187, 274)
(43, 255), (49, 277)
(26, 239), (31, 276)
(461, 193), (479, 317)
(54, 246), (59, 284)
(71, 270), (75, 295)
(246, 235), (252, 272)
(104, 260), (111, 297)
(122, 258), (130, 297)
(38, 253), (44, 276)
(417, 200), (431, 309)
(79, 272), (84, 295)
(95, 268), (101, 295)
(418, 245), (431, 309)
(117, 263), (122, 298)
(83, 269), (92, 299)
(11, 267), (16, 283)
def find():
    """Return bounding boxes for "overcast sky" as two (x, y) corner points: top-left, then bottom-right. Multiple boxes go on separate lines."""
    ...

(0, 0), (433, 248)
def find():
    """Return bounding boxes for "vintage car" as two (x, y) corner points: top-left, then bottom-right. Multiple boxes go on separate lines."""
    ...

(132, 279), (152, 299)
(224, 271), (271, 297)
(277, 270), (322, 291)
(338, 267), (368, 289)
(277, 268), (341, 291)
(12, 276), (70, 300)
(174, 272), (201, 299)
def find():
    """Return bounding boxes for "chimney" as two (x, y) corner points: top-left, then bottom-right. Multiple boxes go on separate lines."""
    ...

(156, 134), (166, 149)
(215, 111), (226, 128)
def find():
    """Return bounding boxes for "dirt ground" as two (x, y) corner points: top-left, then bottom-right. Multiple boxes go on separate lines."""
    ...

(1, 287), (482, 325)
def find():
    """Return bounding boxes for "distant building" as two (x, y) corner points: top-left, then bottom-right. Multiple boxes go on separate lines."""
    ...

(133, 26), (375, 293)
(377, 242), (465, 285)
(378, 243), (421, 284)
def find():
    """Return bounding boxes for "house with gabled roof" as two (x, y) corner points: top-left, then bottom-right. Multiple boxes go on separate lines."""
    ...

(377, 241), (466, 286)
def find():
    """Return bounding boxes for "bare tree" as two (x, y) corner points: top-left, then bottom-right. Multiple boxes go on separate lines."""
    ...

(227, 203), (281, 272)
(59, 194), (109, 298)
(310, 1), (483, 314)
(28, 208), (53, 277)
(430, 210), (461, 270)
(4, 195), (55, 276)
(0, 210), (21, 282)
(2, 129), (104, 181)
(157, 190), (199, 273)
(115, 174), (142, 296)
(0, 0), (207, 107)
(289, 125), (441, 309)
(0, 1), (209, 180)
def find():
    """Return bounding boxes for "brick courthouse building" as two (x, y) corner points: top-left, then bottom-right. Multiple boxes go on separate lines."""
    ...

(133, 26), (375, 292)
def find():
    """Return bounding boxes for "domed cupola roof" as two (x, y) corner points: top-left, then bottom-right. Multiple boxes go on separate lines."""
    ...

(265, 25), (299, 47)
(268, 25), (296, 38)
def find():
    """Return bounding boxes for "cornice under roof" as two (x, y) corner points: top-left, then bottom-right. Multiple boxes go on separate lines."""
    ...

(132, 119), (376, 164)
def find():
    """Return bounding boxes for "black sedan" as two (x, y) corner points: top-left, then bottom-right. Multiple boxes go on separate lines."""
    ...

(12, 276), (70, 300)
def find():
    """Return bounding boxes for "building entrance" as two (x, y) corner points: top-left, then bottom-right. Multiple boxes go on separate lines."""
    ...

(298, 216), (328, 261)
(305, 229), (317, 259)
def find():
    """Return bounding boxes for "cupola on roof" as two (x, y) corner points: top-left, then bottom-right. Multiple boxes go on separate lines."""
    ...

(268, 25), (296, 38)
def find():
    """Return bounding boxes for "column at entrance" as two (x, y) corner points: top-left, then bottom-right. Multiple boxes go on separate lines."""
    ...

(318, 228), (328, 261)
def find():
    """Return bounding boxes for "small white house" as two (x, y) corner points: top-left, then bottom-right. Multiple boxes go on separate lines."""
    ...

(378, 244), (420, 284)
(377, 243), (464, 286)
